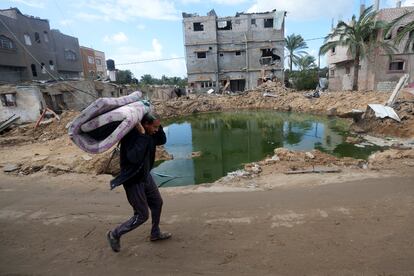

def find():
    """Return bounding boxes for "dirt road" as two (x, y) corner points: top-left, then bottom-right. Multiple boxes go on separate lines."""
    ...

(1, 170), (413, 275)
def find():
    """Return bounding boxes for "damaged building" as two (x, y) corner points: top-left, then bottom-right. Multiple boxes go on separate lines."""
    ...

(0, 8), (83, 83)
(0, 80), (134, 123)
(183, 9), (286, 93)
(327, 2), (414, 92)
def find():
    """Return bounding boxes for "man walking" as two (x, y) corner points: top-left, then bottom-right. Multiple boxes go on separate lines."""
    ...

(107, 113), (171, 252)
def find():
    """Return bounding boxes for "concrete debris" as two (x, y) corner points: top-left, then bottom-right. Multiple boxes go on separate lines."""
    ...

(82, 155), (93, 161)
(0, 115), (20, 133)
(346, 136), (362, 144)
(191, 151), (202, 158)
(386, 73), (409, 107)
(264, 155), (280, 165)
(368, 149), (414, 165)
(263, 93), (278, 98)
(244, 163), (262, 175)
(362, 135), (413, 148)
(2, 163), (20, 173)
(285, 167), (341, 174)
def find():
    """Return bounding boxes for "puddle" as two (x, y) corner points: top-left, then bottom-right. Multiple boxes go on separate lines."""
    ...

(153, 111), (381, 187)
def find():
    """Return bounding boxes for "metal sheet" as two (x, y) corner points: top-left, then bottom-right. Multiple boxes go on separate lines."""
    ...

(367, 104), (401, 122)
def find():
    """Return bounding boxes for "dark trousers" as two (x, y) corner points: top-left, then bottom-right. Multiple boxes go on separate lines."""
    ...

(112, 174), (163, 239)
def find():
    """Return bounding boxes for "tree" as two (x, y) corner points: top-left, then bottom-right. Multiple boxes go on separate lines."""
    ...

(385, 10), (414, 52)
(140, 74), (156, 85)
(285, 34), (308, 72)
(296, 55), (316, 71)
(319, 6), (394, 91)
(138, 74), (188, 87)
(116, 70), (133, 84)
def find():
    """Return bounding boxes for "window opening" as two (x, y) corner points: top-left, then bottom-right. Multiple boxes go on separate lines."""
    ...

(217, 20), (232, 30)
(193, 22), (204, 31)
(264, 18), (274, 28)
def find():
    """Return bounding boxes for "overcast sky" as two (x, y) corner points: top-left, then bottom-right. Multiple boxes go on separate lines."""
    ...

(2, 0), (414, 79)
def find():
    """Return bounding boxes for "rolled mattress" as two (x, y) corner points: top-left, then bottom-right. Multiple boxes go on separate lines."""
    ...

(68, 91), (152, 154)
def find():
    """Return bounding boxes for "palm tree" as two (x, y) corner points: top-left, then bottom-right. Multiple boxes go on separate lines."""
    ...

(285, 34), (308, 72)
(296, 55), (316, 71)
(319, 6), (395, 91)
(384, 10), (414, 52)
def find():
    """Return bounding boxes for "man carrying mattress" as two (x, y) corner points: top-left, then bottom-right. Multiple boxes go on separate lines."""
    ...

(107, 113), (171, 252)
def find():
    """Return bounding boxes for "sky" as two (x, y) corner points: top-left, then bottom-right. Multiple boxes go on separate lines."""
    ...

(2, 0), (414, 79)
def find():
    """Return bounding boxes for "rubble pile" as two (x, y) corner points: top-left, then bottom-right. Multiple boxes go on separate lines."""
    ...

(250, 80), (292, 94)
(217, 148), (367, 183)
(4, 111), (79, 143)
(351, 100), (414, 138)
(368, 148), (414, 167)
(1, 143), (172, 176)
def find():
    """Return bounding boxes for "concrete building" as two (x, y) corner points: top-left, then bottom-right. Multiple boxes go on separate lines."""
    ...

(0, 80), (134, 123)
(79, 46), (108, 80)
(182, 9), (286, 93)
(50, 30), (82, 79)
(80, 46), (97, 80)
(326, 4), (414, 92)
(0, 8), (82, 83)
(94, 50), (107, 79)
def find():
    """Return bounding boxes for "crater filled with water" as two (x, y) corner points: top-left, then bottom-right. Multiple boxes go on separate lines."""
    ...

(153, 111), (379, 187)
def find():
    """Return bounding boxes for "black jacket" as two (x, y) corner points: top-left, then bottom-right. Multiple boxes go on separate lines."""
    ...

(110, 125), (166, 190)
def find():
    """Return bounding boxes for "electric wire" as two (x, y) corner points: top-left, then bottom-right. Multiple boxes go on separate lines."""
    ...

(0, 16), (98, 100)
(116, 36), (326, 66)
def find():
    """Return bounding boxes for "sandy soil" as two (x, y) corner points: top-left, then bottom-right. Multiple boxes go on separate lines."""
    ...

(0, 166), (414, 275)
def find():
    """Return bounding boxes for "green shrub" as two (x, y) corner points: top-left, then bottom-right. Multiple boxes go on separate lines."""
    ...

(289, 69), (319, 91)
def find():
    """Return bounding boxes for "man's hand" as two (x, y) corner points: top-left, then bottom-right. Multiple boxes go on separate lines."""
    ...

(136, 122), (145, 134)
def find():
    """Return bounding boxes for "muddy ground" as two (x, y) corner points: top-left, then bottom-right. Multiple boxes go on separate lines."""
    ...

(1, 84), (414, 275)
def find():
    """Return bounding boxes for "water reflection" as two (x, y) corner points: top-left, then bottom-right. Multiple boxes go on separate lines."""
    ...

(152, 111), (376, 187)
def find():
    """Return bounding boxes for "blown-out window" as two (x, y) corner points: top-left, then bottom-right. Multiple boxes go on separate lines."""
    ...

(389, 60), (404, 71)
(0, 35), (14, 49)
(0, 93), (17, 107)
(24, 34), (32, 45)
(34, 32), (41, 43)
(43, 31), (49, 43)
(64, 50), (77, 61)
(264, 18), (273, 28)
(197, 52), (207, 59)
(193, 22), (204, 31)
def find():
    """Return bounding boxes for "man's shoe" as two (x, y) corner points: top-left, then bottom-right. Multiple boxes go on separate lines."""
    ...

(150, 232), (172, 242)
(107, 231), (121, 252)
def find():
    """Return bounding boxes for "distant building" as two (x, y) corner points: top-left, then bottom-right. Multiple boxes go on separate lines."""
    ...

(94, 50), (107, 79)
(50, 30), (82, 79)
(182, 9), (286, 93)
(0, 8), (82, 83)
(326, 4), (414, 91)
(80, 46), (107, 80)
(80, 46), (97, 80)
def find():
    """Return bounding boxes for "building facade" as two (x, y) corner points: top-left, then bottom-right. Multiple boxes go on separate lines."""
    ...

(0, 8), (82, 83)
(79, 46), (107, 80)
(183, 10), (285, 93)
(94, 50), (107, 79)
(50, 29), (82, 79)
(80, 46), (97, 80)
(326, 5), (414, 92)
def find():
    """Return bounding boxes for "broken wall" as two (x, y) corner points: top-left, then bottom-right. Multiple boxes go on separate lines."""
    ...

(41, 80), (121, 112)
(0, 86), (44, 123)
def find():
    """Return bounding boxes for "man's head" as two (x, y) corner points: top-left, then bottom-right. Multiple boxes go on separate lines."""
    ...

(141, 113), (161, 135)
